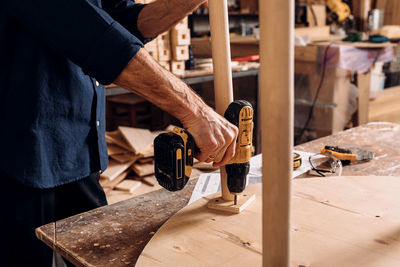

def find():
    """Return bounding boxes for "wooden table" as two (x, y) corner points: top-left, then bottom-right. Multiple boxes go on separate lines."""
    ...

(36, 122), (400, 266)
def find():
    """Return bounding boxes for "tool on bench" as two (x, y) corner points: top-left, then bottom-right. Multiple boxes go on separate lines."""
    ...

(293, 152), (302, 169)
(321, 145), (375, 165)
(309, 145), (374, 177)
(154, 100), (253, 207)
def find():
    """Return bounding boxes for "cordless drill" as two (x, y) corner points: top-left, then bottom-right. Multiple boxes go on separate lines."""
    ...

(154, 100), (253, 199)
(223, 100), (253, 205)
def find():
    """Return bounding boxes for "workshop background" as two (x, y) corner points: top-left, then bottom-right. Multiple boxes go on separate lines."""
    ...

(31, 1), (400, 266)
(102, 0), (400, 204)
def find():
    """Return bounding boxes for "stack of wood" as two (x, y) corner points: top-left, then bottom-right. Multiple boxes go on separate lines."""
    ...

(144, 18), (190, 76)
(100, 126), (159, 194)
(137, 6), (190, 76)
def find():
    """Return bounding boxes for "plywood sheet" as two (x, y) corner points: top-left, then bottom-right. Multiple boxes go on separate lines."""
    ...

(136, 176), (400, 267)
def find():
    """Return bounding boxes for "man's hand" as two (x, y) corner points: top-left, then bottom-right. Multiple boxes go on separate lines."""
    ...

(114, 49), (238, 165)
(182, 106), (238, 167)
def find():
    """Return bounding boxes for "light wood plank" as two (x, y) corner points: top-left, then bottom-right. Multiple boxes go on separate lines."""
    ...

(115, 179), (142, 193)
(118, 126), (154, 155)
(109, 153), (140, 163)
(100, 159), (135, 181)
(100, 170), (130, 194)
(105, 130), (134, 152)
(106, 144), (127, 155)
(132, 162), (154, 177)
(136, 176), (400, 267)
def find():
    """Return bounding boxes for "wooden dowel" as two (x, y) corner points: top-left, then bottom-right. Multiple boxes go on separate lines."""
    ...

(208, 0), (234, 115)
(208, 0), (234, 201)
(259, 0), (294, 266)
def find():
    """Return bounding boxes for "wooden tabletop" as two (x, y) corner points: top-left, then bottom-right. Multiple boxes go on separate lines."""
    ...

(295, 122), (400, 177)
(36, 122), (400, 266)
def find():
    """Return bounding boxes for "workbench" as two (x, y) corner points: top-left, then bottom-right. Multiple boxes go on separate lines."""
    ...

(36, 122), (400, 266)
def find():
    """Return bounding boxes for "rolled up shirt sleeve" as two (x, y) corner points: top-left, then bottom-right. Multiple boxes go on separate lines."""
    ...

(102, 0), (151, 44)
(5, 0), (143, 84)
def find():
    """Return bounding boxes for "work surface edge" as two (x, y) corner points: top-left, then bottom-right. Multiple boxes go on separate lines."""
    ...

(36, 178), (199, 267)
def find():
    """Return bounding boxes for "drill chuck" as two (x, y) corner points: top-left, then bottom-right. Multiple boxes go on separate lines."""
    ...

(225, 163), (250, 194)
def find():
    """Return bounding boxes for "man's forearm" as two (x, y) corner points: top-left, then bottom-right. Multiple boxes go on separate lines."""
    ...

(114, 48), (238, 165)
(114, 48), (205, 124)
(137, 0), (205, 39)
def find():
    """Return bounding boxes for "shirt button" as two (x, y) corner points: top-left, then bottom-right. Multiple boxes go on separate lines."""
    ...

(96, 121), (100, 127)
(95, 81), (99, 86)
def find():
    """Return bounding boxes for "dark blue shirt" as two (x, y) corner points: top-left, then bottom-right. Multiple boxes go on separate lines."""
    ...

(1, 0), (147, 188)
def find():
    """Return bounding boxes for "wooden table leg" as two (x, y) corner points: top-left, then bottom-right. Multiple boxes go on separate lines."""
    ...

(260, 0), (293, 266)
(357, 71), (371, 125)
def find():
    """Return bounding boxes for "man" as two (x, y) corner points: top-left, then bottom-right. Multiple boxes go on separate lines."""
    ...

(1, 0), (238, 266)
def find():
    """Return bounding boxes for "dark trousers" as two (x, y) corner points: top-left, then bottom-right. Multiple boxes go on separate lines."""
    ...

(0, 172), (108, 267)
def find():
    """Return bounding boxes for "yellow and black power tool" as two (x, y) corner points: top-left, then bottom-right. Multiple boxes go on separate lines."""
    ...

(154, 100), (253, 192)
(293, 152), (302, 169)
(154, 127), (196, 191)
(224, 100), (253, 199)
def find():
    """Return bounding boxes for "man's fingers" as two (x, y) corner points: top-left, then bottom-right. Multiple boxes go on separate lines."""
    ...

(194, 134), (219, 162)
(213, 139), (236, 167)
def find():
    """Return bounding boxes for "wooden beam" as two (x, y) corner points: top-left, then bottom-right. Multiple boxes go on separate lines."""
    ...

(208, 0), (235, 201)
(259, 0), (293, 266)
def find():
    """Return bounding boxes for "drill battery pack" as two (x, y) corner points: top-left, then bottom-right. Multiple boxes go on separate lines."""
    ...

(154, 127), (196, 191)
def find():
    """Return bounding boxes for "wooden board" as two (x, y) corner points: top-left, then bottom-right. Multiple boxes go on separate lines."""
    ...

(106, 144), (127, 155)
(100, 170), (129, 193)
(100, 159), (135, 181)
(132, 162), (154, 177)
(105, 130), (134, 152)
(115, 179), (142, 193)
(109, 152), (140, 163)
(118, 126), (154, 155)
(136, 176), (400, 266)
